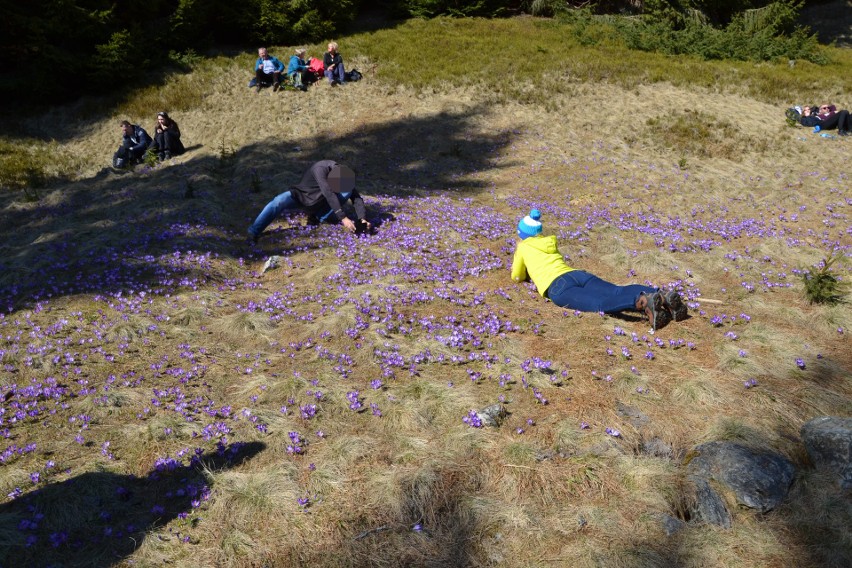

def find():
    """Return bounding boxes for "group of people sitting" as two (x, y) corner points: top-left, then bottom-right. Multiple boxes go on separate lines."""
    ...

(112, 112), (185, 168)
(786, 103), (851, 135)
(252, 42), (348, 92)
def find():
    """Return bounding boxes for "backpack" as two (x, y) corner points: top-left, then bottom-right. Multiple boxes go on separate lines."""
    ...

(345, 68), (362, 82)
(307, 58), (324, 75)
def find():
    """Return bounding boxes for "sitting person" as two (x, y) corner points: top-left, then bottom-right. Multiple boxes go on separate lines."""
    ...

(113, 120), (151, 168)
(254, 47), (284, 92)
(248, 161), (372, 243)
(148, 111), (185, 161)
(322, 42), (345, 86)
(511, 210), (687, 331)
(287, 49), (312, 91)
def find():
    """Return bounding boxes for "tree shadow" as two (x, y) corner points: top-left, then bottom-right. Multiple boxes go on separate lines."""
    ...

(0, 106), (518, 314)
(289, 464), (484, 567)
(0, 441), (265, 568)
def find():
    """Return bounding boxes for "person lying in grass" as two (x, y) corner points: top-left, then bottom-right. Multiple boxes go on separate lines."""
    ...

(247, 161), (372, 243)
(511, 209), (687, 331)
(787, 104), (846, 131)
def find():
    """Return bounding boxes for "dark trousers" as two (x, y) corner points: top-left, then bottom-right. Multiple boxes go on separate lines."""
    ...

(836, 110), (851, 132)
(816, 113), (841, 130)
(150, 130), (184, 155)
(545, 270), (656, 313)
(256, 69), (281, 86)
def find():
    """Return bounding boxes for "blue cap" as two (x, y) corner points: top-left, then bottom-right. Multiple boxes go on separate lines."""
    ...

(517, 209), (542, 239)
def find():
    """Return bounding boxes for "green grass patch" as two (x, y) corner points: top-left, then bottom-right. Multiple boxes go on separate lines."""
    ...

(0, 137), (78, 197)
(342, 16), (850, 104)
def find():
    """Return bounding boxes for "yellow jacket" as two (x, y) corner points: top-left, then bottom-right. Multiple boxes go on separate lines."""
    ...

(511, 235), (575, 297)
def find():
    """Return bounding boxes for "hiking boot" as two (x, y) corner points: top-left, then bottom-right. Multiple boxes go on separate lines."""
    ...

(839, 130), (850, 137)
(158, 153), (165, 162)
(273, 82), (281, 92)
(663, 290), (688, 321)
(255, 84), (262, 93)
(641, 292), (671, 332)
(164, 150), (171, 160)
(299, 85), (308, 92)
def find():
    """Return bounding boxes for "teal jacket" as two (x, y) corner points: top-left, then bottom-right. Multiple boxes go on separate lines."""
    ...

(255, 56), (284, 73)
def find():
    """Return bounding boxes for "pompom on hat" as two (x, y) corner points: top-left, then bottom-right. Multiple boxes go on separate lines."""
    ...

(517, 209), (542, 239)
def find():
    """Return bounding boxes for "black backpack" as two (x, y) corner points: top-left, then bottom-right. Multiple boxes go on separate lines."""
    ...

(345, 68), (362, 82)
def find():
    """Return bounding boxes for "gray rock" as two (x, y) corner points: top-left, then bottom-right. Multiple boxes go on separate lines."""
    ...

(801, 416), (852, 489)
(659, 513), (687, 536)
(616, 402), (650, 428)
(261, 255), (281, 273)
(685, 441), (796, 526)
(641, 437), (673, 459)
(476, 404), (507, 427)
(690, 478), (732, 528)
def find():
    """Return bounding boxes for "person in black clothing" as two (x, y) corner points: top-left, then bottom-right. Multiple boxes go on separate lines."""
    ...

(247, 161), (371, 242)
(113, 120), (151, 168)
(149, 112), (185, 161)
(323, 42), (345, 86)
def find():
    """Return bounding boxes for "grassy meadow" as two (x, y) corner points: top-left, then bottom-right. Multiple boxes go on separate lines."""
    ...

(1, 15), (851, 568)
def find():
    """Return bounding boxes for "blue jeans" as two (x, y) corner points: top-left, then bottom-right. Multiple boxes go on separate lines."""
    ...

(545, 270), (656, 313)
(325, 64), (345, 84)
(248, 191), (354, 236)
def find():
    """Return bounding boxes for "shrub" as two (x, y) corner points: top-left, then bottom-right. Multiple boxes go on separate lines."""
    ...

(616, 0), (826, 64)
(802, 253), (849, 305)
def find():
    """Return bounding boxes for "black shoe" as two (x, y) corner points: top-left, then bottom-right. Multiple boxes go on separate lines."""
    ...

(273, 82), (281, 92)
(839, 130), (850, 137)
(643, 292), (671, 331)
(299, 85), (308, 92)
(158, 153), (165, 162)
(663, 291), (688, 321)
(255, 84), (262, 93)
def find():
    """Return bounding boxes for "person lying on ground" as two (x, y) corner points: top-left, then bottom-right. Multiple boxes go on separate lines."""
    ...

(247, 161), (372, 243)
(254, 47), (284, 92)
(149, 111), (185, 161)
(323, 42), (345, 86)
(113, 121), (152, 168)
(287, 49), (312, 91)
(788, 104), (840, 129)
(511, 209), (687, 331)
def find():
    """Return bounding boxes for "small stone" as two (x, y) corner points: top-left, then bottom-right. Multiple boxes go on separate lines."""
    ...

(475, 404), (507, 427)
(262, 256), (281, 273)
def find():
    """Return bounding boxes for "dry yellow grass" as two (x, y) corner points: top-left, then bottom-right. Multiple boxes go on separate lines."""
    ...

(1, 19), (851, 568)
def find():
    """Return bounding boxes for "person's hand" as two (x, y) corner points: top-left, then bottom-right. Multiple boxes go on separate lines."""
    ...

(341, 218), (356, 232)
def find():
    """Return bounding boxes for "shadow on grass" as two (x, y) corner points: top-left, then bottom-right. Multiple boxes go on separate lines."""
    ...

(292, 463), (485, 566)
(0, 441), (265, 568)
(0, 106), (518, 314)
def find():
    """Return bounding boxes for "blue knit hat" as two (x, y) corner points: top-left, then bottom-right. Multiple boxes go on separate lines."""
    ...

(517, 209), (542, 239)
